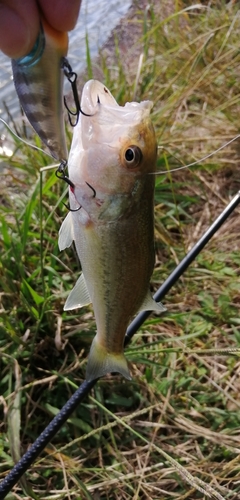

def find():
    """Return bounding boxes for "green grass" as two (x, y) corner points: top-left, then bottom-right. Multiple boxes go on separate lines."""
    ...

(1, 0), (240, 498)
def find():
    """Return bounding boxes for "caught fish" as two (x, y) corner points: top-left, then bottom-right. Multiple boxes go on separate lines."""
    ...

(11, 17), (68, 162)
(59, 80), (166, 382)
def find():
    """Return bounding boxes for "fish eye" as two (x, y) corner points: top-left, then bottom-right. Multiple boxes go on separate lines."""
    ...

(123, 145), (142, 168)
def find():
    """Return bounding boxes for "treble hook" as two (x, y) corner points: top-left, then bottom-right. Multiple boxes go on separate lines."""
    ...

(86, 181), (96, 198)
(55, 160), (75, 189)
(56, 163), (97, 212)
(62, 57), (91, 126)
(63, 202), (82, 212)
(55, 162), (82, 212)
(63, 182), (96, 211)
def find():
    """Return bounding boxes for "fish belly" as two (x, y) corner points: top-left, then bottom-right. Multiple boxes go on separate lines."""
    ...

(72, 205), (154, 382)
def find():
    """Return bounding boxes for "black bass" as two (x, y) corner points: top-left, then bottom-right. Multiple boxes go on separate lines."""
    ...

(11, 17), (68, 162)
(59, 80), (166, 381)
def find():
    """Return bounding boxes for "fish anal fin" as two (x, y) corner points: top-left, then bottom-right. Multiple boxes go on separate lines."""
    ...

(58, 212), (74, 251)
(86, 336), (131, 382)
(138, 291), (167, 313)
(64, 274), (91, 311)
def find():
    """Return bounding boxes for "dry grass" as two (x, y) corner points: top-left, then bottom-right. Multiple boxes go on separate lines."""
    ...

(1, 1), (240, 499)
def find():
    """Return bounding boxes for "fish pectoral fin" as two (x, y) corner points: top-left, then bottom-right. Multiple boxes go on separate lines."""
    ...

(64, 274), (92, 311)
(58, 212), (74, 251)
(138, 291), (167, 313)
(86, 336), (131, 382)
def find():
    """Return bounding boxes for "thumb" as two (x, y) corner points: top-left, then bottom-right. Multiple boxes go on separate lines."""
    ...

(0, 0), (40, 58)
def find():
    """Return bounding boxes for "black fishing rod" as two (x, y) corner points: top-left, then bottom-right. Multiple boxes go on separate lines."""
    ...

(0, 190), (239, 499)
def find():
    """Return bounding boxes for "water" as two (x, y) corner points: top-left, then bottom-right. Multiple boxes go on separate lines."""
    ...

(0, 0), (131, 134)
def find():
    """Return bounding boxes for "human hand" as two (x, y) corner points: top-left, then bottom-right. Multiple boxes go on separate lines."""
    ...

(0, 0), (81, 58)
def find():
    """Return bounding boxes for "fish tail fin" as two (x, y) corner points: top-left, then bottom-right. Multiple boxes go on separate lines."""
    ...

(86, 336), (131, 382)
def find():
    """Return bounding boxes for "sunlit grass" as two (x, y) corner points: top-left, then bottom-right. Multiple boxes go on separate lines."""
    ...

(1, 1), (240, 498)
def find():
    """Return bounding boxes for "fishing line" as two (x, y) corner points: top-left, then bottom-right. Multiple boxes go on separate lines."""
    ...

(0, 117), (74, 213)
(0, 117), (72, 209)
(2, 117), (239, 179)
(153, 133), (240, 175)
(0, 189), (240, 499)
(0, 117), (53, 158)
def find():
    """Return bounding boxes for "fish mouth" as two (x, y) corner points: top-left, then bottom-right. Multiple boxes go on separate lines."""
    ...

(78, 80), (154, 146)
(80, 80), (153, 122)
(68, 79), (157, 185)
(80, 80), (118, 115)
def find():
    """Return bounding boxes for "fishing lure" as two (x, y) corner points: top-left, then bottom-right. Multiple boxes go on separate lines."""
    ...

(11, 16), (68, 162)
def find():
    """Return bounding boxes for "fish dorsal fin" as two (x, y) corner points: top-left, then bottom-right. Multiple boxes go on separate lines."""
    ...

(137, 291), (167, 313)
(64, 274), (92, 311)
(58, 212), (74, 251)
